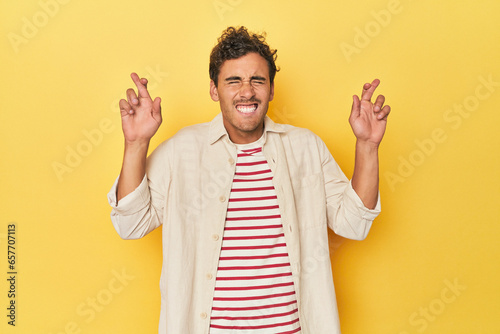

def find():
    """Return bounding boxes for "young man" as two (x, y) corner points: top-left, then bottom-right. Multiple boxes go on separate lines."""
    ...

(108, 26), (390, 334)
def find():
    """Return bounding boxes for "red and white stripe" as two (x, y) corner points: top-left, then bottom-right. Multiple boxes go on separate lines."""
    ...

(210, 144), (301, 334)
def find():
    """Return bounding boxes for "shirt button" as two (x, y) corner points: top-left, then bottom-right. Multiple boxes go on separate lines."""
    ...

(212, 234), (219, 241)
(206, 273), (213, 280)
(228, 158), (235, 165)
(219, 195), (226, 202)
(200, 312), (207, 319)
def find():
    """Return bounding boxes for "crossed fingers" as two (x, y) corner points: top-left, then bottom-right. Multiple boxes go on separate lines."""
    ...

(119, 73), (152, 115)
(360, 79), (391, 120)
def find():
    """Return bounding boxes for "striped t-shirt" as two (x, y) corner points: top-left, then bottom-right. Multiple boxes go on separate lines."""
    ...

(209, 138), (301, 334)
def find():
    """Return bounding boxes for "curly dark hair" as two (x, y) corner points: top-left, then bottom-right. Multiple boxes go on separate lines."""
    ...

(209, 26), (279, 87)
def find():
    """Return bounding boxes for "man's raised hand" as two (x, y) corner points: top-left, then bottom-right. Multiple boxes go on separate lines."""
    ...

(119, 72), (162, 144)
(349, 79), (391, 147)
(349, 79), (390, 209)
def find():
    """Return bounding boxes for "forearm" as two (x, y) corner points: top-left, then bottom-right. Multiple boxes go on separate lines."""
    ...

(351, 140), (379, 209)
(116, 140), (150, 202)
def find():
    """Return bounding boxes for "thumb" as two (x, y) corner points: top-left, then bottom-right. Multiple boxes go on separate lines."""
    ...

(350, 95), (361, 120)
(152, 97), (162, 120)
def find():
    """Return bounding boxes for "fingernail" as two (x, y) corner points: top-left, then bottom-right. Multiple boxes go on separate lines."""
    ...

(133, 99), (138, 104)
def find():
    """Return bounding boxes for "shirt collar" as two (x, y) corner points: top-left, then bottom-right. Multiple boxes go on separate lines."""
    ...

(208, 112), (286, 145)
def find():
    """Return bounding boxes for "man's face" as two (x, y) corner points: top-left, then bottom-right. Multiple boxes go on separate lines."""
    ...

(210, 52), (274, 144)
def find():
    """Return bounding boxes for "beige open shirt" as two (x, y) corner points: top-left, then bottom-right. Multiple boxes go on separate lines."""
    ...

(108, 113), (381, 333)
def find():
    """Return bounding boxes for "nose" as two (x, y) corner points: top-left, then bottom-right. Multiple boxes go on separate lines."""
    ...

(239, 81), (255, 99)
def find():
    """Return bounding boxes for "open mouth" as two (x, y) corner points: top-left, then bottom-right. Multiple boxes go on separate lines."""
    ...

(235, 103), (258, 114)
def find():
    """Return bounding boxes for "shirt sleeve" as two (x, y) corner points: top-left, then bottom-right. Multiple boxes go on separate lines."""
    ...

(319, 137), (381, 240)
(107, 141), (169, 239)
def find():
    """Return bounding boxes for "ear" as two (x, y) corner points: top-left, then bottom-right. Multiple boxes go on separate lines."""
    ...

(269, 82), (275, 102)
(210, 80), (219, 101)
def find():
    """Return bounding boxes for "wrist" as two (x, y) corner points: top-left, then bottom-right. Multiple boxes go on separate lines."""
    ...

(124, 139), (150, 155)
(355, 139), (380, 153)
(124, 138), (150, 148)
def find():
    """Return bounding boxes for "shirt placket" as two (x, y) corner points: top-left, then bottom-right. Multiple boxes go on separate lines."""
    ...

(203, 138), (237, 333)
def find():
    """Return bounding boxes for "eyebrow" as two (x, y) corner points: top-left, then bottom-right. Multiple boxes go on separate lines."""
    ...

(224, 76), (268, 82)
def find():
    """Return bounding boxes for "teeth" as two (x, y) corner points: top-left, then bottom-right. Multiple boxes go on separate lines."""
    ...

(236, 104), (257, 113)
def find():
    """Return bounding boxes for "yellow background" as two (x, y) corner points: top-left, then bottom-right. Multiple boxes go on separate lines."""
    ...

(1, 0), (499, 333)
